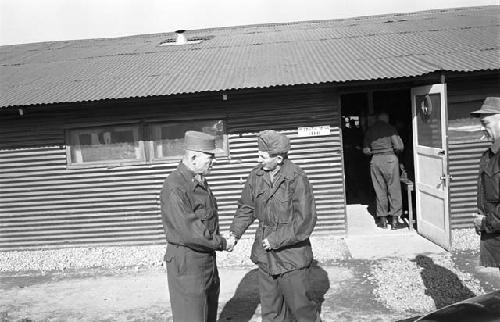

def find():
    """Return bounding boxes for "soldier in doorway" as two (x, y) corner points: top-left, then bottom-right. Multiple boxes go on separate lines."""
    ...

(160, 130), (228, 322)
(363, 112), (405, 229)
(471, 97), (500, 270)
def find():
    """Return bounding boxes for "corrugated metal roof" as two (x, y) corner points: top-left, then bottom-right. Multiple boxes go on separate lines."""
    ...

(0, 5), (499, 108)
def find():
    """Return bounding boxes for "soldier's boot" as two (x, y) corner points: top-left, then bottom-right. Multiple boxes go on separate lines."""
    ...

(391, 216), (402, 230)
(379, 216), (388, 229)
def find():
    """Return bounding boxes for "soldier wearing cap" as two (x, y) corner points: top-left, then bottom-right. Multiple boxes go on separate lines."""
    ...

(228, 130), (321, 322)
(160, 130), (228, 322)
(471, 97), (500, 270)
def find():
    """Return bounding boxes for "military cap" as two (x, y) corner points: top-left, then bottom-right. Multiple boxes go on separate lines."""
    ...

(471, 97), (500, 116)
(257, 130), (290, 154)
(184, 130), (216, 154)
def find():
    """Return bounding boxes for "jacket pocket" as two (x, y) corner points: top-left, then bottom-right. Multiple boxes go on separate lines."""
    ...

(196, 208), (216, 235)
(166, 247), (187, 275)
(255, 189), (266, 200)
(482, 172), (500, 202)
(274, 194), (291, 224)
(165, 246), (187, 275)
(164, 245), (174, 263)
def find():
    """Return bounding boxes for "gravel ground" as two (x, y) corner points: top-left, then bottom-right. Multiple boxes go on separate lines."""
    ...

(451, 228), (480, 252)
(371, 253), (484, 314)
(0, 229), (477, 272)
(368, 228), (485, 314)
(0, 235), (351, 272)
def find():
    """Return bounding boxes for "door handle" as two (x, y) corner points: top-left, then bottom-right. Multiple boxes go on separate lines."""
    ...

(440, 175), (453, 182)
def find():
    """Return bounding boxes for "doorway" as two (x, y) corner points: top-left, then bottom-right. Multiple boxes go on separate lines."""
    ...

(341, 89), (414, 229)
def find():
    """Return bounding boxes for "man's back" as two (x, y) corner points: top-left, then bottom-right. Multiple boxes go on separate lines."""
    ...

(364, 120), (403, 154)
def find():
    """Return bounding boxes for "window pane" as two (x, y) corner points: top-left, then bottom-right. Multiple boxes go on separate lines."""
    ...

(416, 93), (442, 148)
(69, 126), (142, 164)
(153, 120), (226, 159)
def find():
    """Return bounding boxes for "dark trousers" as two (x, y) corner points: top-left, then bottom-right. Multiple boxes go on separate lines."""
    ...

(370, 154), (402, 217)
(165, 244), (220, 322)
(259, 267), (320, 322)
(480, 232), (500, 268)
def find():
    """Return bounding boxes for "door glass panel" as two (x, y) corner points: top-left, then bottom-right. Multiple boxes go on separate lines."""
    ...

(416, 93), (442, 148)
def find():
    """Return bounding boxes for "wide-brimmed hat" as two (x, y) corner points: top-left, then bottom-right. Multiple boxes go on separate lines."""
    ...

(471, 97), (500, 116)
(184, 130), (216, 154)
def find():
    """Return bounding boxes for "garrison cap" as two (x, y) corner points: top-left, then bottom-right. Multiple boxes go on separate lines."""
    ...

(184, 130), (216, 154)
(257, 130), (290, 154)
(471, 97), (500, 116)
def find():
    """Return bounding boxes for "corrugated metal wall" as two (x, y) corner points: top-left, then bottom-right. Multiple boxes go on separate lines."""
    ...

(447, 76), (500, 229)
(448, 140), (491, 229)
(0, 87), (345, 251)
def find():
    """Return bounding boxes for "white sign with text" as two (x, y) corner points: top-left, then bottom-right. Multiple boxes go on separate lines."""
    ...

(297, 125), (331, 137)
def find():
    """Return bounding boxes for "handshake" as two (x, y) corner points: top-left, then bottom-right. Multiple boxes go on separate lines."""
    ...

(223, 231), (239, 252)
(222, 232), (272, 252)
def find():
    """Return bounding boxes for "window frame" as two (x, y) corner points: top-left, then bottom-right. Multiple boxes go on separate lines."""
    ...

(65, 124), (146, 169)
(147, 119), (229, 163)
(65, 119), (229, 168)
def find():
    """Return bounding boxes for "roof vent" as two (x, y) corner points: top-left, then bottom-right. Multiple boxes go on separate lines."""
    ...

(175, 30), (187, 45)
(159, 30), (205, 46)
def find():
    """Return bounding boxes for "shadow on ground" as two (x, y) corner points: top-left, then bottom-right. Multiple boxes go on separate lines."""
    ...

(395, 317), (420, 322)
(218, 268), (259, 321)
(393, 254), (477, 322)
(218, 261), (330, 322)
(414, 254), (476, 309)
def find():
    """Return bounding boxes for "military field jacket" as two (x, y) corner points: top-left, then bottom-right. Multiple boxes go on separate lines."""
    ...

(160, 162), (226, 253)
(363, 120), (404, 155)
(230, 159), (317, 275)
(478, 142), (500, 232)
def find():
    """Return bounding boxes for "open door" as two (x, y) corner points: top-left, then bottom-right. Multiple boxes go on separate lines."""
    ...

(411, 84), (451, 250)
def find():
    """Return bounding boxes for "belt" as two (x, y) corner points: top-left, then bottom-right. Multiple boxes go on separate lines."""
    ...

(260, 222), (288, 231)
(167, 242), (216, 255)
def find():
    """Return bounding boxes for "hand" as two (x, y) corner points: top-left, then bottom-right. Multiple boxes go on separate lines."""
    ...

(473, 214), (485, 235)
(226, 235), (236, 252)
(223, 232), (237, 252)
(262, 238), (271, 251)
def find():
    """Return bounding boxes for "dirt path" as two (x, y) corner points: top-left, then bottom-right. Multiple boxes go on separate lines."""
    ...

(1, 251), (496, 322)
(1, 264), (415, 322)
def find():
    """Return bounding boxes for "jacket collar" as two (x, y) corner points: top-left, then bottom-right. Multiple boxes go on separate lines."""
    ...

(490, 140), (500, 154)
(178, 161), (208, 190)
(255, 159), (295, 180)
(177, 161), (196, 182)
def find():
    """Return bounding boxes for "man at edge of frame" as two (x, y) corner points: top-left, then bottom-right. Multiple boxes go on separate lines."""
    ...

(471, 97), (500, 272)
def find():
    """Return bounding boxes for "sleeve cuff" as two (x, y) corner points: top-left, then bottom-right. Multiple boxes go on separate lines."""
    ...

(267, 235), (278, 250)
(219, 237), (227, 251)
(230, 229), (242, 240)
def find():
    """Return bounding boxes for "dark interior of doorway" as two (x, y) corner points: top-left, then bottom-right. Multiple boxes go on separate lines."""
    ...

(341, 89), (414, 218)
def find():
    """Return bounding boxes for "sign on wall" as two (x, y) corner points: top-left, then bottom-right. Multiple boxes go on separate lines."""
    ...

(297, 125), (331, 137)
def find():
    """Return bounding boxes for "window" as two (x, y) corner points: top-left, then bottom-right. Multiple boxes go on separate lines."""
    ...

(151, 120), (228, 160)
(66, 120), (228, 168)
(67, 125), (144, 168)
